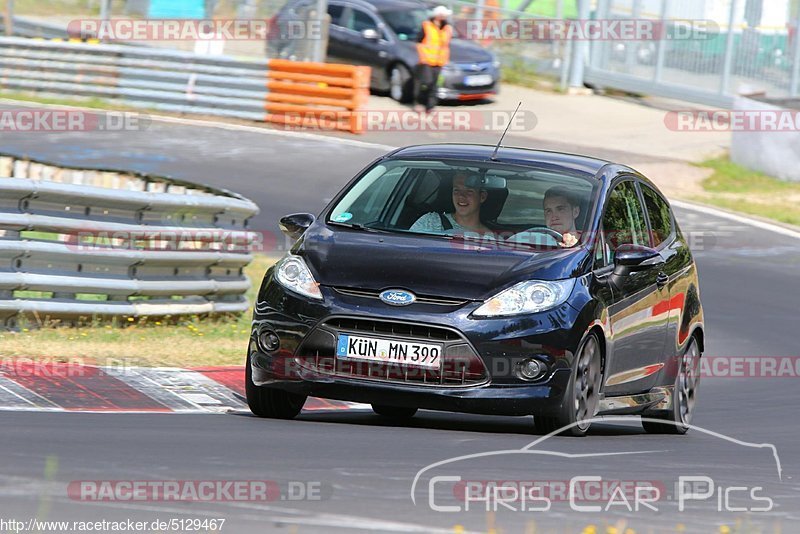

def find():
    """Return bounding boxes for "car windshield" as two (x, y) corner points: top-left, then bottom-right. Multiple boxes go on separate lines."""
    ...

(379, 8), (430, 40)
(327, 158), (597, 249)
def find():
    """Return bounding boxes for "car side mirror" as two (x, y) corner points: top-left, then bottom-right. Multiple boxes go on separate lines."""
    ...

(613, 244), (663, 276)
(361, 28), (379, 40)
(279, 213), (315, 240)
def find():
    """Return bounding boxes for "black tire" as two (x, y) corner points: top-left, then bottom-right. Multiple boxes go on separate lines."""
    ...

(245, 355), (306, 419)
(371, 404), (418, 419)
(389, 64), (413, 103)
(534, 332), (602, 437)
(642, 336), (701, 435)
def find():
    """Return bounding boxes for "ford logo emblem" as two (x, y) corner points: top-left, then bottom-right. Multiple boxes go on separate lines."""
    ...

(379, 289), (416, 306)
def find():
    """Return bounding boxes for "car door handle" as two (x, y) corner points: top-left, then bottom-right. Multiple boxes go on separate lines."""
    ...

(656, 272), (669, 289)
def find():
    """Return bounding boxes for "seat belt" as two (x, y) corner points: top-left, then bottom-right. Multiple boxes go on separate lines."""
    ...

(438, 213), (453, 230)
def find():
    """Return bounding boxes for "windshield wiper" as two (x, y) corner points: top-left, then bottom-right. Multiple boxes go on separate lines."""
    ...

(328, 221), (388, 234)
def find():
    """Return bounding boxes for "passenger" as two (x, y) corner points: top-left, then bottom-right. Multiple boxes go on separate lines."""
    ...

(410, 172), (494, 236)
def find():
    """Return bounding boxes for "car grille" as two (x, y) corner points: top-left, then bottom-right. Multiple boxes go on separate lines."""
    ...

(454, 61), (494, 73)
(332, 287), (469, 307)
(294, 316), (489, 387)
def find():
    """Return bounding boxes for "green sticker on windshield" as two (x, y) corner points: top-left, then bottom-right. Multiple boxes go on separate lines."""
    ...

(333, 212), (353, 222)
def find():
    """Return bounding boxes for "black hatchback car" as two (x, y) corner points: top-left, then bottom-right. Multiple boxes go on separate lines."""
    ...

(268, 0), (500, 102)
(247, 144), (704, 436)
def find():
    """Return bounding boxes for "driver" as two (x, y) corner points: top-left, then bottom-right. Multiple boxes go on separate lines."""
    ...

(410, 171), (495, 237)
(543, 186), (581, 248)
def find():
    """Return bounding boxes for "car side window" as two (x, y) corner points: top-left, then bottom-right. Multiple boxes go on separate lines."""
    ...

(640, 184), (673, 248)
(343, 8), (378, 32)
(327, 4), (344, 26)
(602, 180), (649, 261)
(593, 227), (612, 269)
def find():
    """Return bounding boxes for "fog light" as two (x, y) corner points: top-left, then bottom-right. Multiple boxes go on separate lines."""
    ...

(258, 330), (280, 353)
(519, 358), (546, 380)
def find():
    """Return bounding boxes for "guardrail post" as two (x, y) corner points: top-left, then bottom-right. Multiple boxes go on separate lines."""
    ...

(310, 0), (328, 62)
(720, 0), (741, 95)
(560, 38), (572, 92)
(568, 0), (591, 88)
(476, 0), (485, 22)
(625, 0), (643, 71)
(790, 10), (800, 96)
(590, 0), (610, 71)
(653, 0), (669, 83)
(3, 0), (13, 36)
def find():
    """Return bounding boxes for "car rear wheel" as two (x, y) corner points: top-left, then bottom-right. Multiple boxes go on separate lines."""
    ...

(389, 64), (413, 103)
(534, 332), (602, 437)
(245, 356), (306, 419)
(372, 404), (418, 419)
(642, 336), (701, 435)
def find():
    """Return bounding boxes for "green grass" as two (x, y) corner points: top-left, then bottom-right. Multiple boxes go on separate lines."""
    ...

(511, 0), (578, 18)
(695, 156), (800, 227)
(0, 90), (150, 113)
(12, 0), (100, 16)
(499, 56), (560, 91)
(0, 255), (280, 367)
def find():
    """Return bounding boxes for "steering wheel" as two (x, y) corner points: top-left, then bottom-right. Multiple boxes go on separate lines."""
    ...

(508, 226), (564, 244)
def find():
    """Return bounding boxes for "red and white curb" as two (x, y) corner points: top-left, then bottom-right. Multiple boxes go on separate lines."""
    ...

(0, 363), (369, 414)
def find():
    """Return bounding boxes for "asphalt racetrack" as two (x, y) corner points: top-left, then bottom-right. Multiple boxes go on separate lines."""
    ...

(1, 114), (799, 532)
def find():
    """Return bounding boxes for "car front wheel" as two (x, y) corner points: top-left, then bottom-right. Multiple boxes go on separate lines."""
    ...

(245, 355), (306, 419)
(534, 332), (602, 437)
(389, 64), (413, 103)
(642, 336), (701, 435)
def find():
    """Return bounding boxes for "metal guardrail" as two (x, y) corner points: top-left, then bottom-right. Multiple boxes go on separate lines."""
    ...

(0, 16), (72, 40)
(585, 0), (800, 108)
(0, 36), (371, 132)
(0, 153), (259, 328)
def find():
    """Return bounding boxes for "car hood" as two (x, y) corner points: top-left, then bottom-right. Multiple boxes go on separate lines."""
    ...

(449, 39), (494, 63)
(397, 38), (494, 64)
(295, 224), (590, 301)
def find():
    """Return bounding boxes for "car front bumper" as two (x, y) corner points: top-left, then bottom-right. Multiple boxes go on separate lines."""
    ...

(249, 273), (584, 417)
(437, 66), (500, 101)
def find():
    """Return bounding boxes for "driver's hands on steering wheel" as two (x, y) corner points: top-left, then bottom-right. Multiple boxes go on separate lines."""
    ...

(559, 232), (578, 248)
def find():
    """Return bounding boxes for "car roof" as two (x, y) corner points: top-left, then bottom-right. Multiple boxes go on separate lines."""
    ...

(328, 0), (427, 12)
(386, 143), (614, 177)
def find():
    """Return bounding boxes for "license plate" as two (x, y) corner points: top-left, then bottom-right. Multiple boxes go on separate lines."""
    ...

(336, 334), (442, 369)
(463, 74), (493, 87)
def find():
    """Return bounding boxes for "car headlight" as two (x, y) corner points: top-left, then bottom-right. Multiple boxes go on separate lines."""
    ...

(275, 255), (323, 300)
(492, 59), (501, 68)
(473, 279), (575, 317)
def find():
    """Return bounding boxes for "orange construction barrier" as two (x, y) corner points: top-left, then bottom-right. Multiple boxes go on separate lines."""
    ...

(264, 60), (371, 134)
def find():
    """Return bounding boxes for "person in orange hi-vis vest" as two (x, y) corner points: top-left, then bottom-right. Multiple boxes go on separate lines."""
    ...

(416, 5), (452, 112)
